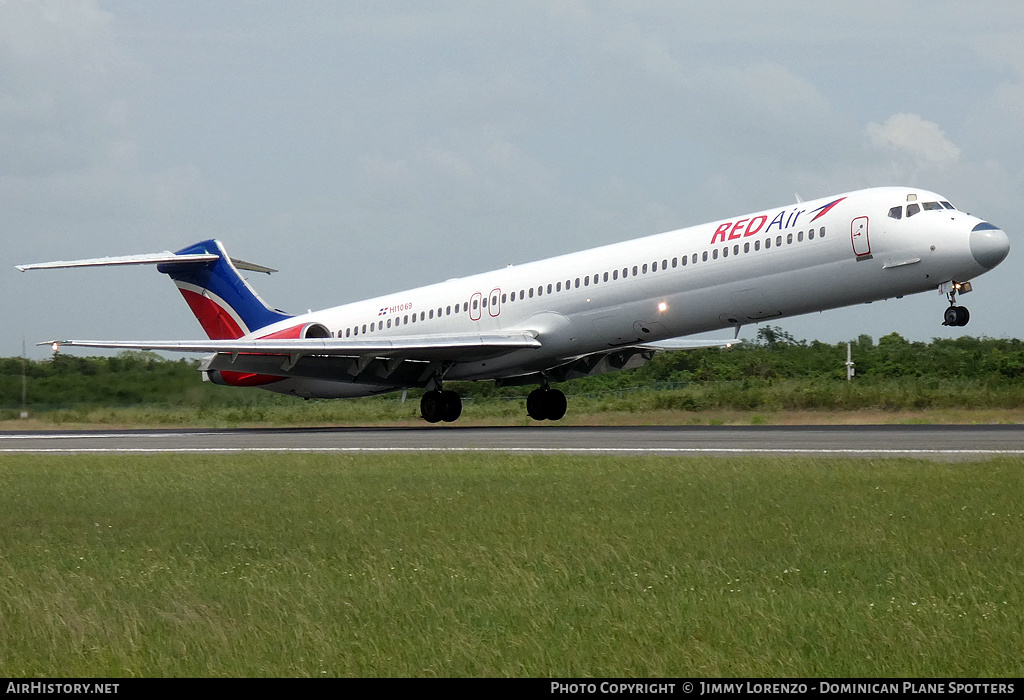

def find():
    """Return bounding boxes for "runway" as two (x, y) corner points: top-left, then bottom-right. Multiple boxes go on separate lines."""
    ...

(3, 424), (1024, 459)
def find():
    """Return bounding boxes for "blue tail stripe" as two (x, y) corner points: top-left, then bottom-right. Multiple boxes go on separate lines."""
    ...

(156, 240), (292, 333)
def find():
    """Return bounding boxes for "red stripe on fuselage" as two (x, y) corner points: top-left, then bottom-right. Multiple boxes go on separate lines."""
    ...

(258, 324), (305, 339)
(179, 288), (245, 340)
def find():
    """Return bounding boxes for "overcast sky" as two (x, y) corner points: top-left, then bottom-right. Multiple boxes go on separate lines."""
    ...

(3, 1), (1022, 359)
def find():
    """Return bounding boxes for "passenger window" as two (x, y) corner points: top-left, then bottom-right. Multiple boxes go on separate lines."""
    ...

(536, 286), (542, 296)
(663, 259), (668, 269)
(681, 256), (687, 266)
(744, 242), (749, 253)
(766, 238), (772, 249)
(362, 324), (367, 334)
(603, 272), (609, 282)
(712, 249), (718, 260)
(820, 227), (826, 237)
(652, 261), (658, 272)
(446, 306), (451, 315)
(557, 281), (562, 291)
(632, 266), (638, 276)
(888, 206), (902, 220)
(787, 233), (793, 244)
(776, 236), (783, 247)
(722, 247), (728, 258)
(754, 240), (760, 251)
(702, 251), (708, 262)
(501, 294), (506, 303)
(733, 245), (739, 255)
(808, 229), (815, 240)
(547, 284), (552, 293)
(387, 319), (392, 328)
(907, 203), (920, 217)
(692, 253), (698, 264)
(346, 328), (351, 338)
(671, 258), (677, 268)
(797, 231), (803, 242)
(612, 270), (618, 280)
(529, 288), (534, 298)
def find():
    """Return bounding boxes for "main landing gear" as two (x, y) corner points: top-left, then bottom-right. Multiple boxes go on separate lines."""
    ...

(527, 386), (567, 421)
(941, 282), (971, 327)
(420, 389), (462, 423)
(419, 375), (567, 423)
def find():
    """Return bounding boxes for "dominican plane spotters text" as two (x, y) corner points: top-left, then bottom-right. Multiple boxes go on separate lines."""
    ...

(17, 187), (1009, 423)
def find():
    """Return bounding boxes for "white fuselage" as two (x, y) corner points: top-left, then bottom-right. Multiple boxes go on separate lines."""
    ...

(247, 187), (1005, 397)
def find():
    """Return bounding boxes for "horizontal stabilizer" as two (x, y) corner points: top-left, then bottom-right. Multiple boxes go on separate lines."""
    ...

(16, 251), (276, 274)
(16, 252), (219, 272)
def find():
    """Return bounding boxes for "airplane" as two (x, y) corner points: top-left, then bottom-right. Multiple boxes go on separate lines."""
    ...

(17, 186), (1010, 423)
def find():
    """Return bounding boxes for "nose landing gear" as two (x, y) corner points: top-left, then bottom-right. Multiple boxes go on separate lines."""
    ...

(940, 281), (971, 327)
(943, 305), (970, 327)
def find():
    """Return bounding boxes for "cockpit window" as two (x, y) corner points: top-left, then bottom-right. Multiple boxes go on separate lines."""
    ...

(906, 203), (921, 217)
(923, 202), (943, 211)
(941, 201), (955, 210)
(888, 206), (902, 220)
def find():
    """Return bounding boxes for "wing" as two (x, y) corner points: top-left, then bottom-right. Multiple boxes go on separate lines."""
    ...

(45, 333), (541, 385)
(46, 332), (540, 360)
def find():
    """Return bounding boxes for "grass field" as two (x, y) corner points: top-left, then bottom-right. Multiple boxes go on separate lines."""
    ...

(1, 453), (1021, 677)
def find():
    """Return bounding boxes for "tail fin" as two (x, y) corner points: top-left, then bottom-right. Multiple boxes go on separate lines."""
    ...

(157, 240), (292, 339)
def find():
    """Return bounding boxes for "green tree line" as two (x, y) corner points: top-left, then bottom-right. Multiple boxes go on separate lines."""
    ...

(3, 330), (1024, 411)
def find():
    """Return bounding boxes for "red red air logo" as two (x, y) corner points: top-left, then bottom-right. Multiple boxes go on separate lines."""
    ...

(708, 197), (846, 245)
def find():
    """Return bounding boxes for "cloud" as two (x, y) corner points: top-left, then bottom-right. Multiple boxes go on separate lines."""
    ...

(866, 113), (961, 170)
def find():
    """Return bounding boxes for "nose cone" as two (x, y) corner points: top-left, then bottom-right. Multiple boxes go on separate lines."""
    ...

(970, 222), (1010, 269)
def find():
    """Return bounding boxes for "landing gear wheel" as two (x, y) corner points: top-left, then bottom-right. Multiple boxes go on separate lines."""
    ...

(527, 388), (567, 421)
(943, 306), (970, 327)
(546, 389), (567, 421)
(527, 389), (545, 421)
(421, 389), (463, 423)
(442, 390), (462, 422)
(420, 390), (444, 424)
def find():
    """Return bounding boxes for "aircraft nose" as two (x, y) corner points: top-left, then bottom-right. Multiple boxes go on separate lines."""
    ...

(970, 222), (1010, 270)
